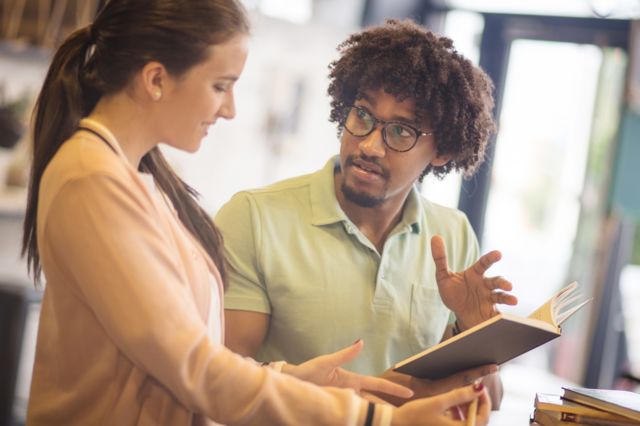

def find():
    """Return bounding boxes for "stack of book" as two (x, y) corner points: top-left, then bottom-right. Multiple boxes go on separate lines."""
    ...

(531, 386), (640, 425)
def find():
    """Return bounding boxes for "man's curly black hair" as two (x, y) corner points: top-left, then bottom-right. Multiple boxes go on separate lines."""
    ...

(327, 19), (496, 180)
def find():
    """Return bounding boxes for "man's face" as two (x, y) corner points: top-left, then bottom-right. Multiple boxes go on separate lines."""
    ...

(336, 88), (447, 209)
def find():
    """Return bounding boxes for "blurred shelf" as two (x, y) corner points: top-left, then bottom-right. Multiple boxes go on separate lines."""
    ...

(0, 186), (26, 219)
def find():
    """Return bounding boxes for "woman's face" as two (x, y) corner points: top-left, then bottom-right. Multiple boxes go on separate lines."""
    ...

(157, 34), (249, 152)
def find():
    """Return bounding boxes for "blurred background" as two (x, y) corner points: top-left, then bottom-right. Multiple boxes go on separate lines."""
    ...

(1, 0), (640, 425)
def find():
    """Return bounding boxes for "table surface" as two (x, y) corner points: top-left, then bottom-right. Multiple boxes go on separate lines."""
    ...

(488, 362), (576, 425)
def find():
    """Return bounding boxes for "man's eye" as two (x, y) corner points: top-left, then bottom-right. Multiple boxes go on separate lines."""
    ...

(214, 85), (228, 93)
(389, 125), (409, 137)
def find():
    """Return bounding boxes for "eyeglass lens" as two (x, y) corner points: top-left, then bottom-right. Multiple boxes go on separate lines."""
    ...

(345, 107), (418, 151)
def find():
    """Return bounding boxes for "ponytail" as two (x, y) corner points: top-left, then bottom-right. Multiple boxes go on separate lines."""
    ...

(140, 149), (227, 286)
(23, 0), (249, 287)
(22, 27), (95, 285)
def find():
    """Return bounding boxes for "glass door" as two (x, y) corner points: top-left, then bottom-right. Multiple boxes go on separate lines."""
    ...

(482, 38), (627, 379)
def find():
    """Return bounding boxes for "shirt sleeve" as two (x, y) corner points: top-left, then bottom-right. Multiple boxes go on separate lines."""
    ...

(460, 213), (481, 270)
(215, 191), (272, 313)
(43, 172), (377, 426)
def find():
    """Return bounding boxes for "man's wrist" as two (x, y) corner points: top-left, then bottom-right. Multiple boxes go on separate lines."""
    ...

(452, 319), (467, 335)
(454, 316), (479, 332)
(452, 320), (461, 336)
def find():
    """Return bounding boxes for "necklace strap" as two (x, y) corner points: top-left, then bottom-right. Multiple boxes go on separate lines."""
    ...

(77, 126), (117, 154)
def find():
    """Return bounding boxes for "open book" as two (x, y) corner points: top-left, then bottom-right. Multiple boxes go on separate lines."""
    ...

(393, 282), (591, 379)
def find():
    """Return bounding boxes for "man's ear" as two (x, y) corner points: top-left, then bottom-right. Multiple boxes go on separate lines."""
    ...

(430, 154), (451, 167)
(140, 61), (168, 101)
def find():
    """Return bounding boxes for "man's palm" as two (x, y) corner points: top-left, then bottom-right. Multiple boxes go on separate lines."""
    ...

(431, 235), (517, 329)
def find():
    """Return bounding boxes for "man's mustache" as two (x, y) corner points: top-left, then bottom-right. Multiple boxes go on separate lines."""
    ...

(344, 155), (390, 179)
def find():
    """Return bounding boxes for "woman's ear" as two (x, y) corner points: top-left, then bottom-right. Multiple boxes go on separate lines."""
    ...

(140, 62), (167, 101)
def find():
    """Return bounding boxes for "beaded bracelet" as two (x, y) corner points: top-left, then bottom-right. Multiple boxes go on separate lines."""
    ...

(452, 320), (463, 336)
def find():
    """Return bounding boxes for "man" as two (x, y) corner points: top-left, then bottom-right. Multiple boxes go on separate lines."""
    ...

(216, 19), (516, 405)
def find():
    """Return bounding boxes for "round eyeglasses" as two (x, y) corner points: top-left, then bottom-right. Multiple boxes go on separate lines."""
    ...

(343, 106), (433, 152)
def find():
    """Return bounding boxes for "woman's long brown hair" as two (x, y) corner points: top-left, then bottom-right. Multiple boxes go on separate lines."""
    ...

(22, 0), (249, 287)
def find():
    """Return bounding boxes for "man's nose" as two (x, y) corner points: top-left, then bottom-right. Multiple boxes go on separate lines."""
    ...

(358, 125), (386, 157)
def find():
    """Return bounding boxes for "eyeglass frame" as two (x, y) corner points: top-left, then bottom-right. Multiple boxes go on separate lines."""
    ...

(342, 105), (434, 153)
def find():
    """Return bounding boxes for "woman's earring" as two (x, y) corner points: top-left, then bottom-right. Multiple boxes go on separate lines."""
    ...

(152, 89), (162, 101)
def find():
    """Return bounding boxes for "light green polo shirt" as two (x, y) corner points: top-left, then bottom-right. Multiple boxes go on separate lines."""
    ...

(217, 157), (480, 375)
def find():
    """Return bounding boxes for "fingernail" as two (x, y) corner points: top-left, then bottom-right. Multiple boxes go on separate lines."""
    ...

(473, 382), (484, 392)
(353, 338), (362, 345)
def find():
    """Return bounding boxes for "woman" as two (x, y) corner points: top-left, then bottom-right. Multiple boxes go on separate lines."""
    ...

(22, 0), (491, 424)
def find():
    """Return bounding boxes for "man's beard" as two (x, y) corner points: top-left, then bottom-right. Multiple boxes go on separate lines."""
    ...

(340, 181), (386, 207)
(339, 154), (389, 207)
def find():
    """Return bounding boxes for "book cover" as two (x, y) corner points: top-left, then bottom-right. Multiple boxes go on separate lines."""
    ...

(533, 408), (577, 426)
(532, 407), (636, 426)
(393, 282), (591, 379)
(535, 393), (636, 423)
(561, 387), (640, 422)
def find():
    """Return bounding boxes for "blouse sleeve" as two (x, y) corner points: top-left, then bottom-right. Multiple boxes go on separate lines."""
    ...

(42, 172), (381, 426)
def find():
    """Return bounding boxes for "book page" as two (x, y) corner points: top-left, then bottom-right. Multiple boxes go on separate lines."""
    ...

(528, 297), (555, 325)
(528, 281), (587, 327)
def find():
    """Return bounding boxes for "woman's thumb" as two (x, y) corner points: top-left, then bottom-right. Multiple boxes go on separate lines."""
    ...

(433, 383), (486, 409)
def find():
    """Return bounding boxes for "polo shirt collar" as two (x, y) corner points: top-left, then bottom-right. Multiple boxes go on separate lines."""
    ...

(401, 186), (422, 234)
(310, 155), (422, 234)
(310, 157), (347, 226)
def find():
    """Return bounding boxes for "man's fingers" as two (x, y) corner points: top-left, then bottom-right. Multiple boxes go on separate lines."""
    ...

(472, 250), (501, 276)
(450, 364), (498, 386)
(486, 276), (512, 292)
(426, 364), (497, 396)
(492, 292), (518, 306)
(431, 235), (450, 281)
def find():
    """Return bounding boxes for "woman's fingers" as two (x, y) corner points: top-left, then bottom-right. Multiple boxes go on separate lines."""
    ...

(354, 373), (414, 399)
(317, 339), (364, 368)
(475, 389), (492, 424)
(430, 383), (490, 412)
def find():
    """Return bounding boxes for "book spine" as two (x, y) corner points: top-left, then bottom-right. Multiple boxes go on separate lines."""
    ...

(560, 412), (637, 426)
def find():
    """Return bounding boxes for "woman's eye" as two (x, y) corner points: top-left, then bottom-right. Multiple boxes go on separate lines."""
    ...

(214, 85), (228, 93)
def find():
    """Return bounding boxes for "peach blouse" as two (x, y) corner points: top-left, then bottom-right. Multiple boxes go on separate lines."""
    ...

(27, 118), (390, 425)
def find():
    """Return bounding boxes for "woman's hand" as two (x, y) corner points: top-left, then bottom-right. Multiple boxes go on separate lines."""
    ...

(431, 235), (518, 330)
(392, 383), (491, 426)
(282, 340), (414, 400)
